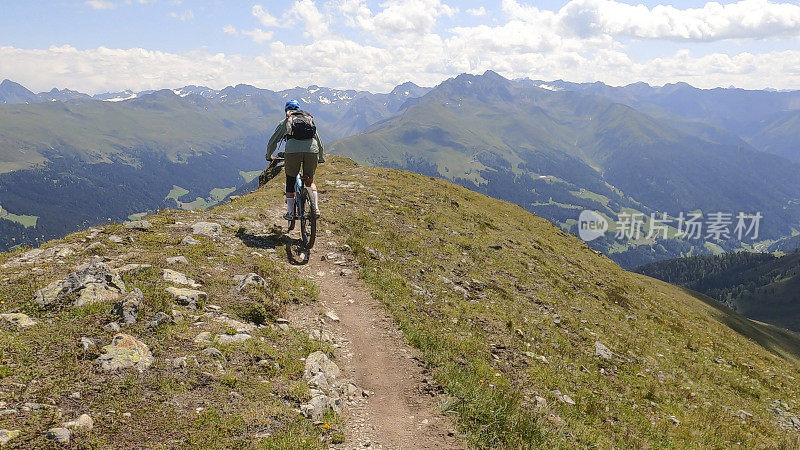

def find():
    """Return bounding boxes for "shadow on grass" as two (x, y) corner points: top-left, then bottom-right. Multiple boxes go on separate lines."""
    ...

(234, 227), (310, 266)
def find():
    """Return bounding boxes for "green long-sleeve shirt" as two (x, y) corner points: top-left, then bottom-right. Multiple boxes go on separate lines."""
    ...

(265, 117), (324, 162)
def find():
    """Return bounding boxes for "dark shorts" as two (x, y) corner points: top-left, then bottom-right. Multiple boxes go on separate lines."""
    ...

(284, 152), (318, 181)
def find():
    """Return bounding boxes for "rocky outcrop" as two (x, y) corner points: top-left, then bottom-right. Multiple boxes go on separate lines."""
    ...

(163, 269), (200, 288)
(165, 287), (206, 310)
(97, 333), (154, 372)
(33, 259), (125, 308)
(301, 351), (344, 421)
(110, 289), (143, 324)
(0, 313), (37, 328)
(191, 222), (222, 237)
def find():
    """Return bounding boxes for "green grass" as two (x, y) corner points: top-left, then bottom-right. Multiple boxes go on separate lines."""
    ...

(210, 187), (237, 202)
(240, 170), (262, 183)
(4, 156), (800, 448)
(0, 211), (38, 228)
(0, 196), (337, 447)
(300, 157), (800, 448)
(165, 185), (190, 201)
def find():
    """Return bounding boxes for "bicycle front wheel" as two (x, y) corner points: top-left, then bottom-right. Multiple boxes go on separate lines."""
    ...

(299, 188), (316, 249)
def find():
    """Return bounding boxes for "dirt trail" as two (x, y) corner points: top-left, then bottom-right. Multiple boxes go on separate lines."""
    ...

(266, 208), (463, 449)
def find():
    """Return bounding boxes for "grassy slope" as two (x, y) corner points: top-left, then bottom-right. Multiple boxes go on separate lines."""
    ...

(0, 92), (273, 173)
(2, 158), (800, 447)
(636, 251), (800, 331)
(312, 158), (800, 448)
(0, 205), (339, 447)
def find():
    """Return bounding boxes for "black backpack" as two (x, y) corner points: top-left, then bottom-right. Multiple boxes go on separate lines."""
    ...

(285, 110), (316, 140)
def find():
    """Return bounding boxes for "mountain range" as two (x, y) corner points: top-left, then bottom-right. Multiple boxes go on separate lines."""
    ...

(332, 71), (800, 268)
(0, 79), (430, 250)
(2, 73), (800, 269)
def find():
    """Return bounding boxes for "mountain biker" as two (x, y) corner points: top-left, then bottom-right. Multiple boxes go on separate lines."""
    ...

(266, 99), (324, 220)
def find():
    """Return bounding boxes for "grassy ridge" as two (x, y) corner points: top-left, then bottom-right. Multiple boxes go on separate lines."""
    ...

(313, 158), (800, 448)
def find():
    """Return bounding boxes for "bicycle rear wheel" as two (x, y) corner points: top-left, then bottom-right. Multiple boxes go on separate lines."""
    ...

(299, 188), (316, 249)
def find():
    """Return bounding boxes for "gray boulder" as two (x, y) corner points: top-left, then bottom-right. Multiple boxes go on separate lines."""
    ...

(191, 222), (222, 237)
(96, 333), (154, 372)
(46, 427), (71, 444)
(147, 311), (175, 330)
(165, 287), (207, 310)
(124, 220), (152, 230)
(235, 273), (268, 291)
(34, 259), (125, 308)
(0, 313), (37, 328)
(110, 289), (143, 324)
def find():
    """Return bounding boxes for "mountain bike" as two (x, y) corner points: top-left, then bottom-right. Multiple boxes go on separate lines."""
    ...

(268, 152), (316, 251)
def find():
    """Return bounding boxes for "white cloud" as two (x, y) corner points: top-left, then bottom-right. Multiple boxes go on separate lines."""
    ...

(85, 0), (115, 10)
(506, 0), (800, 42)
(168, 9), (194, 21)
(466, 7), (486, 17)
(285, 0), (329, 38)
(252, 4), (279, 27)
(242, 28), (275, 43)
(8, 0), (800, 93)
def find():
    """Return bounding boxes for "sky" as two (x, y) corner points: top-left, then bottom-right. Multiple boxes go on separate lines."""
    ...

(1, 0), (799, 94)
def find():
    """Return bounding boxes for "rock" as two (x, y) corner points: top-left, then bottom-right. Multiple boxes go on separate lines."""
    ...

(534, 396), (547, 410)
(216, 333), (252, 345)
(0, 429), (20, 445)
(97, 333), (154, 372)
(213, 316), (255, 333)
(110, 288), (143, 324)
(108, 235), (124, 244)
(80, 336), (97, 353)
(0, 313), (37, 328)
(46, 427), (71, 444)
(124, 220), (152, 230)
(594, 341), (612, 360)
(301, 351), (343, 421)
(325, 311), (340, 322)
(551, 390), (575, 405)
(737, 409), (753, 419)
(669, 415), (680, 425)
(180, 235), (201, 246)
(166, 287), (207, 310)
(34, 258), (126, 308)
(166, 256), (188, 264)
(191, 222), (222, 237)
(84, 242), (106, 253)
(116, 264), (152, 275)
(193, 332), (212, 343)
(301, 394), (342, 422)
(171, 356), (188, 368)
(205, 304), (221, 312)
(236, 273), (267, 291)
(340, 268), (353, 277)
(304, 351), (341, 388)
(163, 269), (201, 288)
(2, 244), (76, 269)
(547, 414), (566, 426)
(147, 311), (174, 330)
(309, 329), (333, 342)
(104, 322), (121, 332)
(63, 413), (93, 431)
(202, 347), (226, 363)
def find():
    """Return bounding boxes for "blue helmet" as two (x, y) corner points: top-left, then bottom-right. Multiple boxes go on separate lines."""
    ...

(285, 99), (301, 111)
